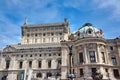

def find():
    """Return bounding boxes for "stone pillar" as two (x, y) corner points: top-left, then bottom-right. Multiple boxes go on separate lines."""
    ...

(97, 44), (102, 63)
(52, 59), (57, 69)
(84, 66), (90, 78)
(42, 59), (47, 69)
(23, 60), (28, 69)
(13, 60), (18, 69)
(108, 68), (113, 80)
(99, 67), (105, 79)
(61, 47), (68, 80)
(32, 60), (37, 69)
(10, 57), (14, 69)
(105, 45), (109, 64)
(12, 57), (18, 69)
(0, 57), (6, 69)
(84, 46), (88, 64)
(42, 72), (46, 79)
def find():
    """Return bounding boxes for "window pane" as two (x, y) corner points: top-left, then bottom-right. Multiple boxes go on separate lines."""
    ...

(19, 61), (23, 69)
(101, 52), (105, 63)
(38, 61), (41, 68)
(79, 53), (83, 63)
(6, 60), (10, 69)
(111, 56), (117, 65)
(80, 69), (84, 77)
(113, 69), (119, 78)
(89, 51), (96, 62)
(48, 60), (51, 68)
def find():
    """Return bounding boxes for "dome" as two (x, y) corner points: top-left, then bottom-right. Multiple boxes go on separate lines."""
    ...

(74, 23), (104, 39)
(78, 23), (99, 33)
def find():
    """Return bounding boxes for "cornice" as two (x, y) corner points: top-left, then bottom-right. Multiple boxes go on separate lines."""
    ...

(22, 22), (68, 28)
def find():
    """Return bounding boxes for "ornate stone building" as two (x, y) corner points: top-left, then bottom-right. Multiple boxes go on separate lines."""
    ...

(0, 20), (120, 80)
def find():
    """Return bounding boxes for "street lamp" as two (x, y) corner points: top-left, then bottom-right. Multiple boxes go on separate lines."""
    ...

(67, 45), (76, 80)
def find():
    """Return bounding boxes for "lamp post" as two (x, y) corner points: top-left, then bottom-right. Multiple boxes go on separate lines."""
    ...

(67, 45), (76, 80)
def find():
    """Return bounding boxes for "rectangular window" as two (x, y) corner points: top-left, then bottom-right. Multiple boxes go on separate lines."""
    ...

(79, 53), (84, 63)
(29, 61), (32, 68)
(101, 52), (105, 63)
(113, 69), (119, 78)
(57, 60), (61, 69)
(6, 60), (10, 69)
(80, 69), (84, 77)
(51, 38), (54, 42)
(110, 46), (113, 50)
(89, 51), (96, 62)
(19, 61), (23, 69)
(58, 60), (61, 64)
(111, 56), (117, 65)
(48, 60), (51, 68)
(91, 68), (96, 75)
(38, 61), (41, 68)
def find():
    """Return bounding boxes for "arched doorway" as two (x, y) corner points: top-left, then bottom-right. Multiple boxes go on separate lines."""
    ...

(47, 72), (52, 78)
(36, 73), (42, 78)
(1, 75), (7, 80)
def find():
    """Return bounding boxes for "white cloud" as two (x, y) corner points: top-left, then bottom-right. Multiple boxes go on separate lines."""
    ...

(93, 0), (120, 20)
(0, 13), (21, 48)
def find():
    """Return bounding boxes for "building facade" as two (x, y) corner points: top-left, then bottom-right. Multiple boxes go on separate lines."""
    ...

(0, 19), (120, 80)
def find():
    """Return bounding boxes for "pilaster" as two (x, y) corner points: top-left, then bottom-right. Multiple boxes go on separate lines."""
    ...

(83, 45), (88, 64)
(32, 59), (37, 69)
(42, 59), (47, 69)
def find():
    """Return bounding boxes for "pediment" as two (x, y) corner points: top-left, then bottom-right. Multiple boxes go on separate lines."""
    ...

(3, 45), (16, 52)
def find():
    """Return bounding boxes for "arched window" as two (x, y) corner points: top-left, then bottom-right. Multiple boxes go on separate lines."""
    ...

(36, 73), (42, 78)
(87, 28), (93, 34)
(6, 60), (10, 69)
(2, 75), (7, 80)
(48, 60), (51, 68)
(47, 72), (52, 77)
(29, 61), (32, 68)
(19, 61), (23, 69)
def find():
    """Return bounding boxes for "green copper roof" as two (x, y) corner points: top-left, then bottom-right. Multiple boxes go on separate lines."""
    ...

(78, 23), (99, 33)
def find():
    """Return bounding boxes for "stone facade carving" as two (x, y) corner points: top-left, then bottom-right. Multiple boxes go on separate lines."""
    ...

(0, 21), (120, 80)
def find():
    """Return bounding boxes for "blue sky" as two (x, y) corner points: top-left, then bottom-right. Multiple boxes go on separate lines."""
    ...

(0, 0), (120, 48)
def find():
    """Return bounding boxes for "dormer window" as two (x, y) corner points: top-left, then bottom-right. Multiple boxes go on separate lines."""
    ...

(87, 28), (93, 34)
(88, 30), (92, 34)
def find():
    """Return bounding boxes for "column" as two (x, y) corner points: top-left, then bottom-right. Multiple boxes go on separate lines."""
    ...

(61, 47), (68, 80)
(84, 66), (90, 79)
(42, 72), (46, 79)
(10, 57), (14, 69)
(0, 57), (6, 69)
(42, 59), (47, 69)
(99, 67), (105, 79)
(52, 59), (56, 69)
(104, 45), (109, 64)
(32, 60), (37, 69)
(97, 44), (102, 63)
(13, 60), (18, 69)
(23, 60), (28, 69)
(84, 46), (88, 64)
(108, 68), (113, 80)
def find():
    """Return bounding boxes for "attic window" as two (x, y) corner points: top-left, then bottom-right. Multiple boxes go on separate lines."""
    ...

(78, 33), (80, 36)
(88, 30), (92, 34)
